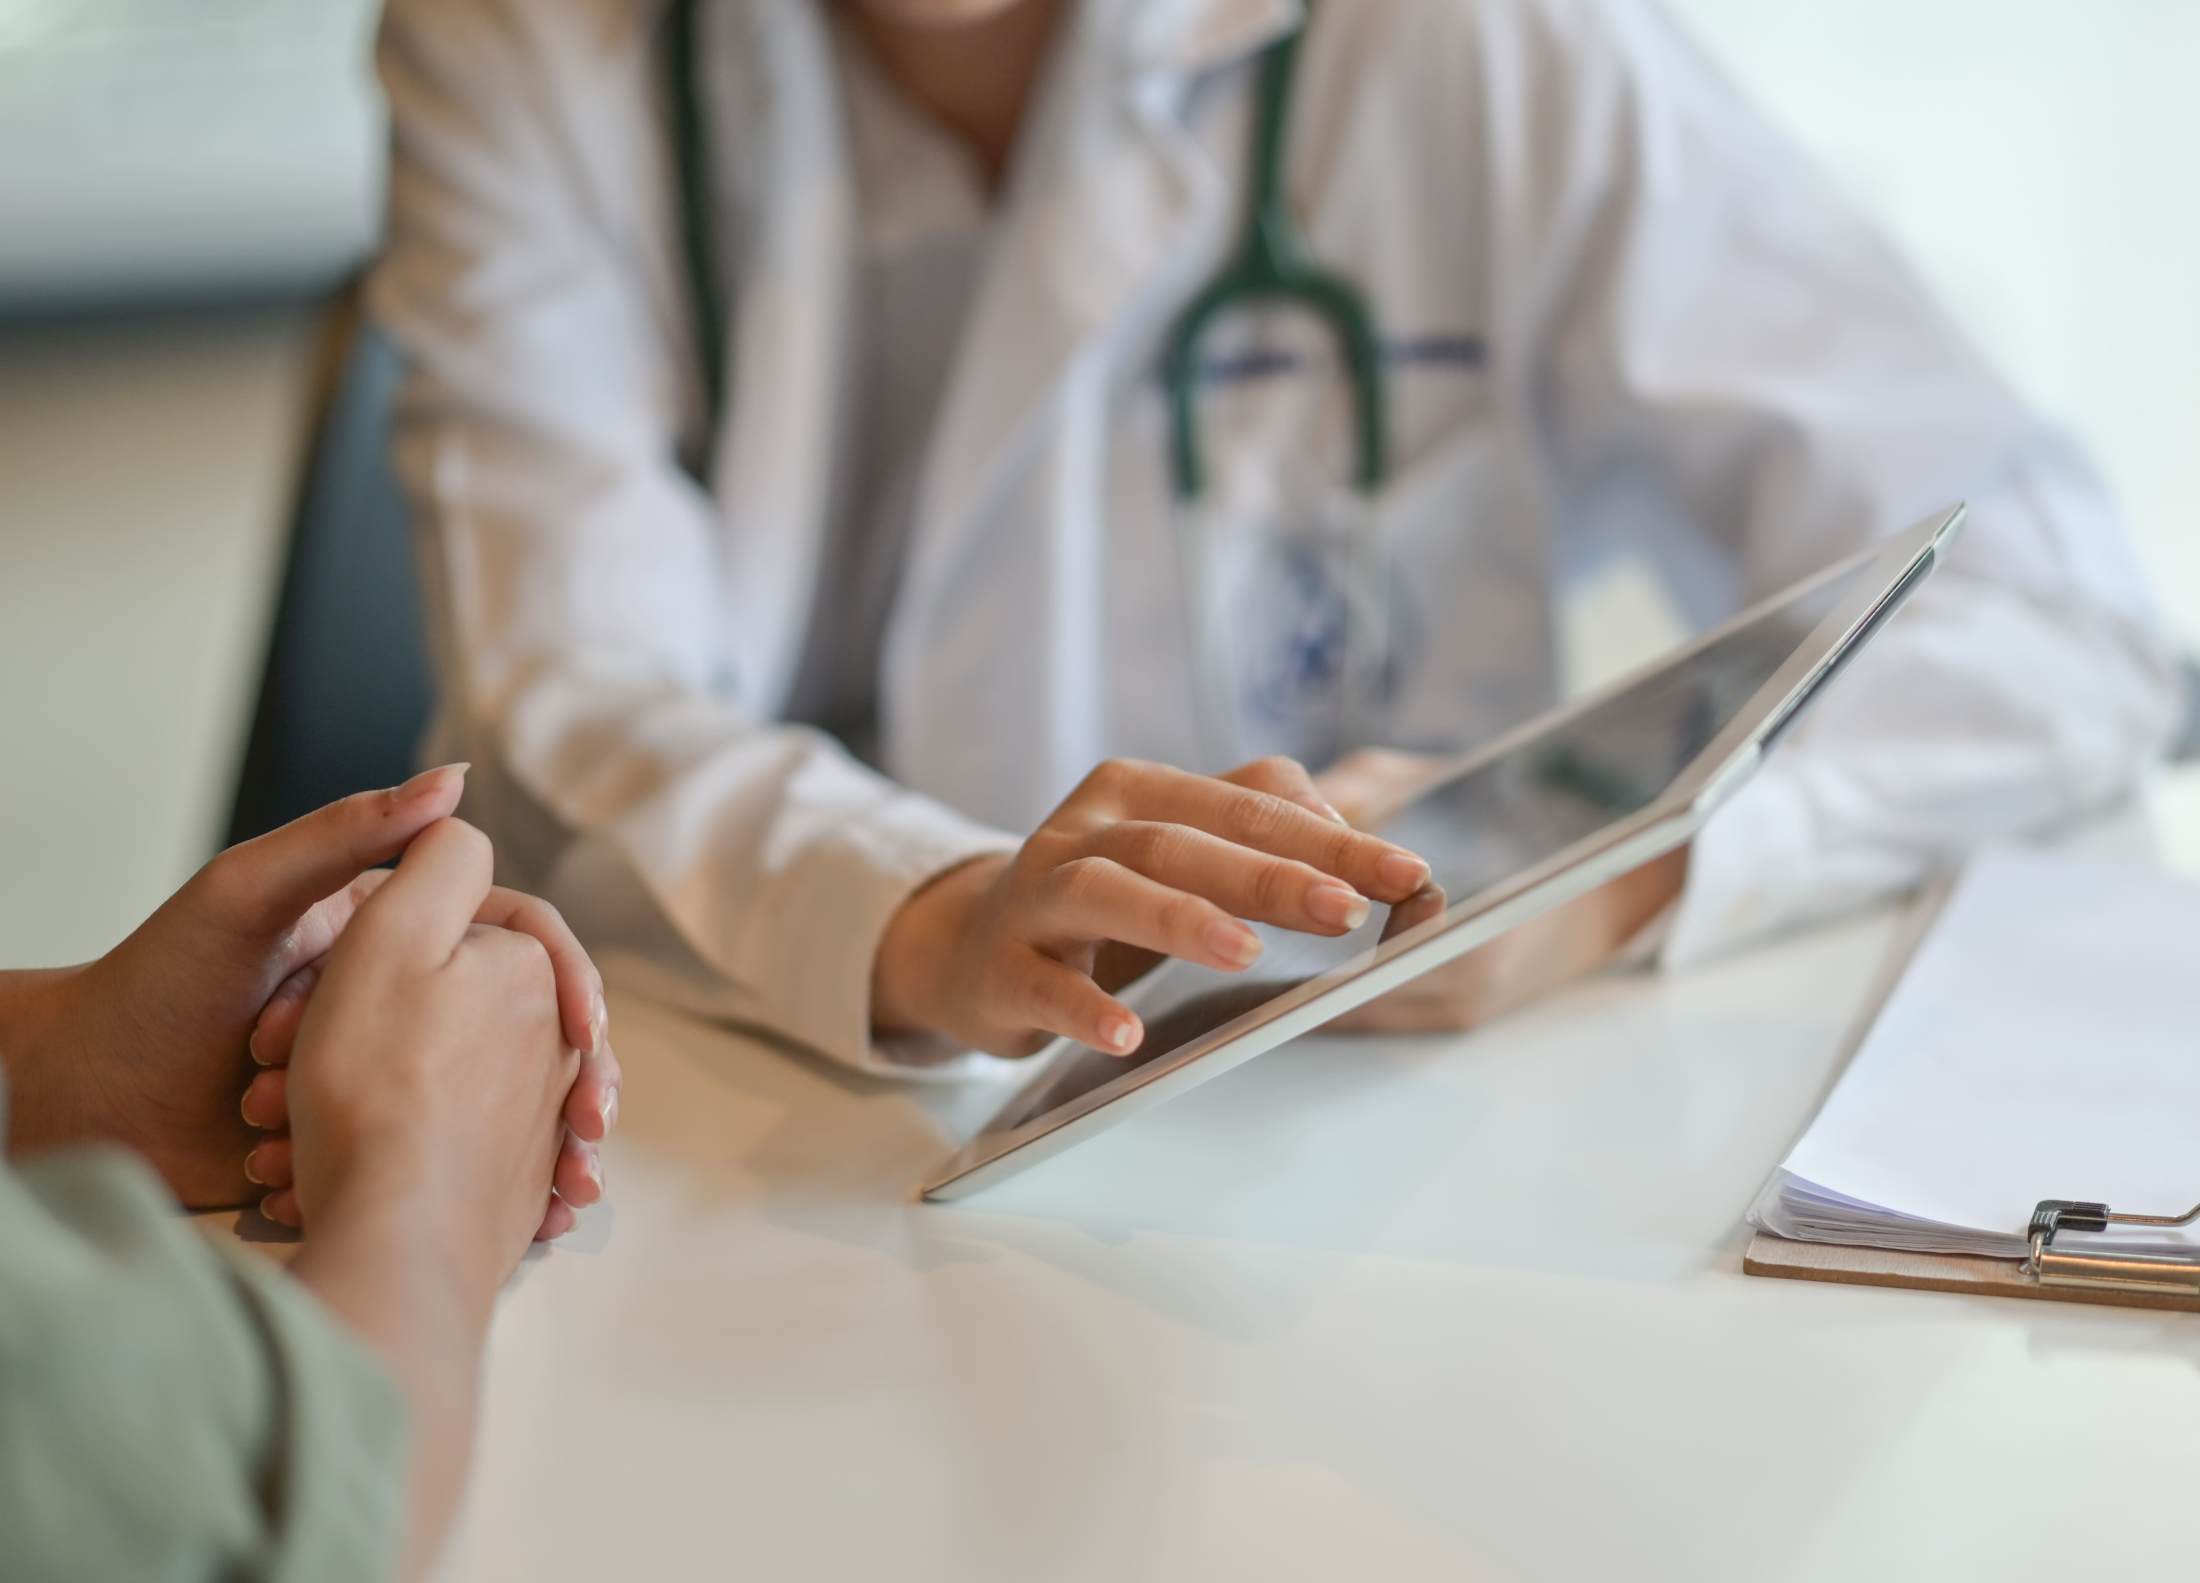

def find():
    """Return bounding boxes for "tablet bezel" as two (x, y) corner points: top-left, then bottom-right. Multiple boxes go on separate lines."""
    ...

(920, 506), (1965, 1202)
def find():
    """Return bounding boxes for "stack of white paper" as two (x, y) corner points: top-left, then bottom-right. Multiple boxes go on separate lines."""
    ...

(1751, 848), (2200, 1261)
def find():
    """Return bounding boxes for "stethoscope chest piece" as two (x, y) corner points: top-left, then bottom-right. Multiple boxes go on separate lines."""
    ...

(1178, 481), (1420, 768)
(1162, 4), (1409, 766)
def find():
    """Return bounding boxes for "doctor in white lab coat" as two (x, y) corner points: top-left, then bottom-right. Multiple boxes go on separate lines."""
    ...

(371, 0), (2178, 1076)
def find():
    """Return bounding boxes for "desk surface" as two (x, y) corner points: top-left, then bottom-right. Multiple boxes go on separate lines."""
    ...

(427, 781), (2200, 1583)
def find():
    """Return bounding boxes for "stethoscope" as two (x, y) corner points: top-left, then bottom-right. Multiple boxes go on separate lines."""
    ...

(664, 0), (1401, 762)
(1158, 5), (1387, 501)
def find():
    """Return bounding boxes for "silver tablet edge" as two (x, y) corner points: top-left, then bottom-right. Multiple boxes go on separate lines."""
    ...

(920, 805), (1704, 1202)
(919, 506), (1962, 1203)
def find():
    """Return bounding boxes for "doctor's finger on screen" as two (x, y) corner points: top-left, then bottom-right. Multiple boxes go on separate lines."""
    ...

(1312, 749), (1689, 1034)
(873, 756), (1432, 1060)
(1330, 847), (1691, 1036)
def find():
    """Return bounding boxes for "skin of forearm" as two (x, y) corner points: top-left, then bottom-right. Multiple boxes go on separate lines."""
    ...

(871, 855), (1002, 1038)
(0, 966), (92, 1160)
(289, 1192), (501, 1582)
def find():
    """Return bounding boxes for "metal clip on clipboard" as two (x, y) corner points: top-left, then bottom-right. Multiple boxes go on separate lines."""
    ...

(2026, 1199), (2200, 1299)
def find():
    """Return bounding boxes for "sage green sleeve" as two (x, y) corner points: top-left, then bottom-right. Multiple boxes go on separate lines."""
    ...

(0, 1114), (408, 1582)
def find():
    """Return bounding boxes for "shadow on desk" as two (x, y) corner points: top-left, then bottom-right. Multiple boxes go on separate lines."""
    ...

(608, 977), (1810, 1349)
(603, 988), (1487, 1332)
(2014, 1303), (2200, 1370)
(604, 891), (2200, 1366)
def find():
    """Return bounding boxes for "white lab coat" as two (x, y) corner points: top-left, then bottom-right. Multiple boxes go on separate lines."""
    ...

(372, 0), (2178, 1076)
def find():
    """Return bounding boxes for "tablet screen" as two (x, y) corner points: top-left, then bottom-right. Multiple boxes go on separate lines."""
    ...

(990, 554), (1877, 1132)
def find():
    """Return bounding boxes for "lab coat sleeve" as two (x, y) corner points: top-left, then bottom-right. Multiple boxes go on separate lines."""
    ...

(370, 0), (1016, 1075)
(1516, 0), (2183, 963)
(0, 1128), (405, 1582)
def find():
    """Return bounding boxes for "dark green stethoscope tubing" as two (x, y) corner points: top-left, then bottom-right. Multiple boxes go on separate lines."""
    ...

(665, 0), (1386, 501)
(667, 0), (727, 467)
(1163, 8), (1389, 501)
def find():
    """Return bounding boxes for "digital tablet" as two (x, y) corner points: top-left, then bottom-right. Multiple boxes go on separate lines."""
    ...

(921, 506), (1964, 1201)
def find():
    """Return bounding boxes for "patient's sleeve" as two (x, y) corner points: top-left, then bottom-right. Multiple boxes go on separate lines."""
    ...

(0, 1108), (406, 1583)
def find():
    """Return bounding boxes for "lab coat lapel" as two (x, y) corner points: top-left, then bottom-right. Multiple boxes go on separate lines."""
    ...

(707, 0), (858, 714)
(887, 0), (1301, 810)
(909, 0), (1301, 557)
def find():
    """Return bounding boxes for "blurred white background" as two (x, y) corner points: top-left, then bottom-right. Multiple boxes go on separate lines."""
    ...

(1675, 0), (2200, 637)
(0, 0), (382, 301)
(0, 0), (2194, 963)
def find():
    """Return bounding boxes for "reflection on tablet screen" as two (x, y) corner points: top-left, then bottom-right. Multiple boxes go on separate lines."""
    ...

(991, 558), (1868, 1133)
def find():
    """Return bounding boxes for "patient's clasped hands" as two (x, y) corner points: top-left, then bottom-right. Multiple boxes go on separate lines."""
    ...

(0, 765), (618, 1246)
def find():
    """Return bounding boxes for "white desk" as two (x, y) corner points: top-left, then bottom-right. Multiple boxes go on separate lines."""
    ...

(434, 783), (2200, 1583)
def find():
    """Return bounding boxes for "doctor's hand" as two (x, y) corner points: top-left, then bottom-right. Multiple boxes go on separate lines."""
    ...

(1316, 749), (1690, 1035)
(873, 756), (1431, 1060)
(0, 771), (615, 1229)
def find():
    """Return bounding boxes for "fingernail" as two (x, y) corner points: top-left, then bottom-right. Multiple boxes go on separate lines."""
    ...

(259, 1194), (285, 1224)
(600, 1086), (619, 1134)
(587, 992), (609, 1056)
(585, 1149), (604, 1190)
(1321, 800), (1350, 825)
(1378, 852), (1430, 894)
(239, 1089), (260, 1128)
(1206, 920), (1263, 969)
(1100, 1014), (1141, 1055)
(389, 762), (470, 807)
(247, 1026), (272, 1067)
(243, 1150), (266, 1186)
(1308, 883), (1371, 931)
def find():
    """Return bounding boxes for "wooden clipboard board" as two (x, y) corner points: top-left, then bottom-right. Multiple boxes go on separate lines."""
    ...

(1744, 1231), (2200, 1315)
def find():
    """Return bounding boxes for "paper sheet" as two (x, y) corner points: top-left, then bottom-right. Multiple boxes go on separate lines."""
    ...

(1754, 848), (2200, 1258)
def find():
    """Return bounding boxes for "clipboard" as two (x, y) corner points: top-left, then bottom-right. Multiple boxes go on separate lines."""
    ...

(1740, 867), (2200, 1315)
(1745, 1200), (2200, 1315)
